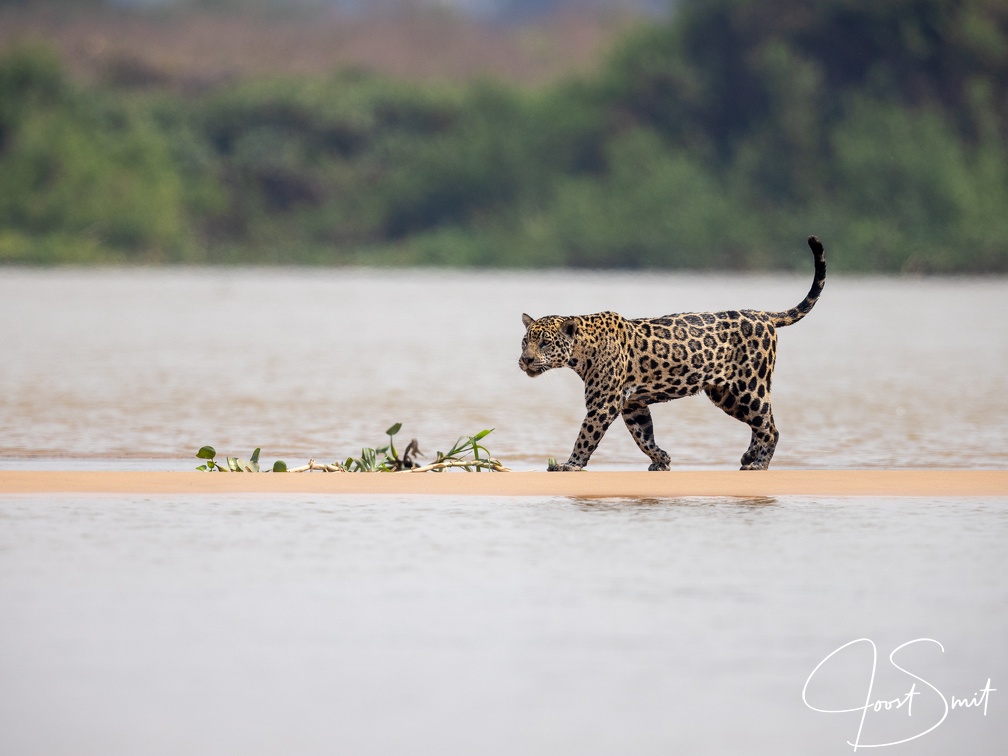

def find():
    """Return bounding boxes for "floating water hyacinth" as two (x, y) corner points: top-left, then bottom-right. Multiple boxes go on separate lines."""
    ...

(196, 424), (507, 473)
(196, 445), (288, 473)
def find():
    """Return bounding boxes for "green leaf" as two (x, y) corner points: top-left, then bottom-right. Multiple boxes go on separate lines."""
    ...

(472, 429), (493, 442)
(197, 445), (216, 459)
(227, 457), (240, 472)
(386, 422), (402, 437)
(272, 460), (287, 473)
(362, 447), (377, 471)
(196, 464), (208, 471)
(251, 447), (261, 464)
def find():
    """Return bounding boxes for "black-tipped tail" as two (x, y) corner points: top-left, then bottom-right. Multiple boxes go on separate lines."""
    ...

(770, 236), (826, 327)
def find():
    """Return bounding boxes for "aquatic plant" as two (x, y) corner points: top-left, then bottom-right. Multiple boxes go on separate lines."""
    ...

(196, 445), (287, 473)
(195, 423), (508, 473)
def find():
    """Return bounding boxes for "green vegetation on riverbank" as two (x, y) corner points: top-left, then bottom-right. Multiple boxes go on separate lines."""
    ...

(3, 0), (1008, 272)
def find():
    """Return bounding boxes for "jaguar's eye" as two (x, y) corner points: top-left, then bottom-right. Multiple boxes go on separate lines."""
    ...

(539, 340), (549, 350)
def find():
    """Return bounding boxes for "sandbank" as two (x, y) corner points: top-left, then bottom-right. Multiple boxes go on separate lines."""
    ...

(1, 469), (1006, 497)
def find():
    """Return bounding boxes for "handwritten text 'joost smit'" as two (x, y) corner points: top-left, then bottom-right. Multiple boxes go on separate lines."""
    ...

(803, 638), (995, 751)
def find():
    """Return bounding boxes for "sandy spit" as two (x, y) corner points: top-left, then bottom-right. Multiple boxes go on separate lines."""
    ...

(1, 470), (1007, 497)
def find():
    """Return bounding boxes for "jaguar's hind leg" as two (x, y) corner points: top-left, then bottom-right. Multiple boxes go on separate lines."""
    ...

(739, 410), (779, 470)
(621, 400), (671, 471)
(705, 384), (779, 470)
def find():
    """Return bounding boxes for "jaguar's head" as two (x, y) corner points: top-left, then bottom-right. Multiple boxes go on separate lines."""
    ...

(519, 313), (577, 377)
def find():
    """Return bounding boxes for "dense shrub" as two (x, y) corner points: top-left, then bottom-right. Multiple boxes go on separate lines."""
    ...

(0, 46), (190, 261)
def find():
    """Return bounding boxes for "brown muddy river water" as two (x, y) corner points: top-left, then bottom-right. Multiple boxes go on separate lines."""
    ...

(1, 268), (1006, 754)
(1, 268), (1006, 469)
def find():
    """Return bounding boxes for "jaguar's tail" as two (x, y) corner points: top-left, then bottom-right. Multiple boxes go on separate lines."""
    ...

(769, 236), (826, 328)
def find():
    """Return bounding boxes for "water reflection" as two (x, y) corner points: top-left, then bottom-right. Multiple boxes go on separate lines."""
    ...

(570, 495), (779, 510)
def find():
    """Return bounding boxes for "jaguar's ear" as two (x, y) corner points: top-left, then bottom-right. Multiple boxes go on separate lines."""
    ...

(522, 313), (534, 329)
(561, 318), (578, 339)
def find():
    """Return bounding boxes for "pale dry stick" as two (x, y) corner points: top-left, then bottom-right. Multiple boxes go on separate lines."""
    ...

(405, 459), (511, 473)
(287, 459), (346, 473)
(286, 455), (512, 473)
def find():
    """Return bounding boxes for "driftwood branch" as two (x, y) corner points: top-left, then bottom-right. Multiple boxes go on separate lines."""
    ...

(285, 457), (511, 473)
(286, 459), (346, 473)
(404, 459), (511, 473)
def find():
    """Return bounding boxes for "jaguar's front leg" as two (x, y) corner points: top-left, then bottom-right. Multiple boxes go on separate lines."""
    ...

(547, 460), (584, 472)
(621, 399), (671, 471)
(550, 392), (623, 471)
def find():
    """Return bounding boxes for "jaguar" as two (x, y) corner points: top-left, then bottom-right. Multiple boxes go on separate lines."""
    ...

(519, 236), (826, 471)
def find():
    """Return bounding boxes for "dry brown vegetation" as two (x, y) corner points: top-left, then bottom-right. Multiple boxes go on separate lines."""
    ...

(0, 6), (642, 89)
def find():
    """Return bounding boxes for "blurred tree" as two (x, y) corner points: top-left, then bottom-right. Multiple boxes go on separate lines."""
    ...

(0, 45), (190, 261)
